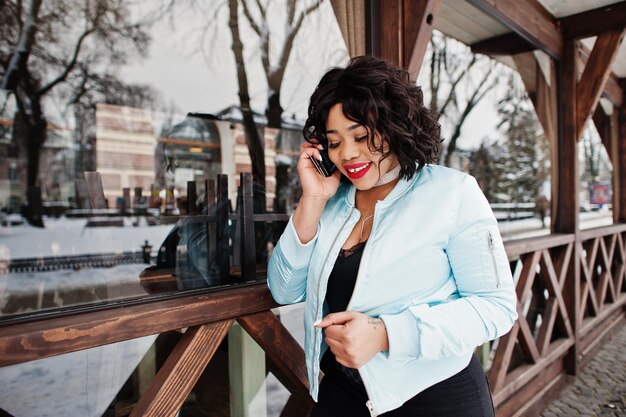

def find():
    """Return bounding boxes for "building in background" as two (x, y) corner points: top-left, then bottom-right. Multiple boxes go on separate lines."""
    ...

(93, 103), (303, 213)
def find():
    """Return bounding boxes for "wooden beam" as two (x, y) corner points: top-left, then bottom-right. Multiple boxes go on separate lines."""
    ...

(471, 33), (535, 56)
(370, 0), (440, 79)
(556, 38), (581, 375)
(576, 29), (625, 141)
(0, 283), (278, 367)
(592, 106), (612, 158)
(512, 52), (537, 97)
(618, 87), (626, 223)
(536, 57), (559, 197)
(466, 0), (562, 59)
(238, 311), (310, 397)
(404, 0), (441, 81)
(603, 73), (624, 107)
(240, 172), (256, 281)
(560, 2), (626, 40)
(373, 0), (403, 66)
(471, 33), (623, 107)
(130, 321), (234, 417)
(578, 43), (624, 107)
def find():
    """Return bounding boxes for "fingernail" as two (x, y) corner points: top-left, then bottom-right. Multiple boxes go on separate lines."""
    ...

(317, 154), (323, 161)
(313, 320), (321, 326)
(317, 144), (324, 149)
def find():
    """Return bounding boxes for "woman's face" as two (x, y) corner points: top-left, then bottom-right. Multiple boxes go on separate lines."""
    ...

(325, 103), (398, 190)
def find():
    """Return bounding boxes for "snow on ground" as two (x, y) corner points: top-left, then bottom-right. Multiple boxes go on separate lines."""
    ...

(498, 210), (613, 240)
(0, 210), (616, 417)
(0, 216), (174, 260)
(0, 335), (157, 417)
(0, 211), (614, 260)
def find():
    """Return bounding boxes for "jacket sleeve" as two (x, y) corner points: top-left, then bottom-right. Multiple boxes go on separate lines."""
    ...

(267, 216), (318, 305)
(381, 175), (518, 361)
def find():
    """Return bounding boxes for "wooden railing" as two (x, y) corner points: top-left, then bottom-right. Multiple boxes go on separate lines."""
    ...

(0, 174), (624, 417)
(491, 224), (626, 417)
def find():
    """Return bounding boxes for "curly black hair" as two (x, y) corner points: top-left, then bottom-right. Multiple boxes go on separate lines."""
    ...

(303, 55), (441, 180)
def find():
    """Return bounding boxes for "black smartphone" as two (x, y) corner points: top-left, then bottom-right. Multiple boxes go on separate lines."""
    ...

(309, 144), (337, 177)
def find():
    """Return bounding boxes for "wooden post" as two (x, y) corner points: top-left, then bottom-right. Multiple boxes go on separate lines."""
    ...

(367, 0), (440, 80)
(228, 322), (267, 417)
(130, 321), (234, 417)
(240, 173), (256, 281)
(403, 0), (441, 82)
(609, 111), (621, 224)
(575, 29), (625, 140)
(556, 39), (580, 376)
(217, 174), (231, 284)
(618, 88), (626, 223)
(187, 180), (197, 215)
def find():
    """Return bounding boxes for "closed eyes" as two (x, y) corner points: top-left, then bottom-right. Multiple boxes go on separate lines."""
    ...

(327, 134), (368, 149)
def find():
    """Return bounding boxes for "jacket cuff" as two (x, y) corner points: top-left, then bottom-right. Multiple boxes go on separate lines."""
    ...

(381, 305), (429, 361)
(278, 216), (318, 268)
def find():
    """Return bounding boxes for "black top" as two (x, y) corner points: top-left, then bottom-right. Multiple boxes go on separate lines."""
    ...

(321, 241), (368, 391)
(325, 241), (367, 314)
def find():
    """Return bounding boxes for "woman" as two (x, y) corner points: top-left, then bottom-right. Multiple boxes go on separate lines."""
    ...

(267, 56), (517, 417)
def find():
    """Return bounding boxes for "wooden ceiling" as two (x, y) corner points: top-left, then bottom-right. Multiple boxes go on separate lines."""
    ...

(433, 0), (626, 77)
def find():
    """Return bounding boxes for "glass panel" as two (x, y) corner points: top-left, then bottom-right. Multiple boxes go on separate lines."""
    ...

(417, 31), (554, 242)
(579, 120), (614, 230)
(0, 335), (158, 417)
(0, 0), (347, 321)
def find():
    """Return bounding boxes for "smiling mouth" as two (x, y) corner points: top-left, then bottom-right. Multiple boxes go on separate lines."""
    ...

(344, 162), (372, 179)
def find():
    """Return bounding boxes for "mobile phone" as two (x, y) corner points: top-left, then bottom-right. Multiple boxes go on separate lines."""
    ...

(309, 144), (336, 177)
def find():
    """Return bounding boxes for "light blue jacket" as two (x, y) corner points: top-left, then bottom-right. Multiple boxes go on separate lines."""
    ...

(267, 165), (518, 416)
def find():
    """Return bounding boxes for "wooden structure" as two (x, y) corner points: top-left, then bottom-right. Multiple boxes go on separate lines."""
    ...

(372, 1), (625, 415)
(1, 1), (625, 417)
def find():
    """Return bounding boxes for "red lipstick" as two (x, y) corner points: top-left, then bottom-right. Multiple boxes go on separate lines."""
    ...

(343, 162), (372, 180)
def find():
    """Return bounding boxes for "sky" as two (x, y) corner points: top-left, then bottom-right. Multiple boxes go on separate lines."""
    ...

(120, 1), (501, 151)
(122, 1), (347, 122)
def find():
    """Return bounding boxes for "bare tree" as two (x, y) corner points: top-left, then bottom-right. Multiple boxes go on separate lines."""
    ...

(1, 0), (150, 224)
(227, 0), (323, 199)
(424, 32), (500, 166)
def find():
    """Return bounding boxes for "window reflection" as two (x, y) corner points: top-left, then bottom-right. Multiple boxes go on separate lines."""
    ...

(0, 106), (308, 318)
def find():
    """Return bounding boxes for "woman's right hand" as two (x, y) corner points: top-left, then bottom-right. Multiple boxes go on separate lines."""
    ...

(297, 141), (341, 201)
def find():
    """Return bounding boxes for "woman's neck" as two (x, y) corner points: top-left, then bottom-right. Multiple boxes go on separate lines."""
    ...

(355, 177), (400, 211)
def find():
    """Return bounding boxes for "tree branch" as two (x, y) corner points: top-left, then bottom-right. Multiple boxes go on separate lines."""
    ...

(37, 27), (95, 96)
(273, 0), (322, 85)
(255, 0), (267, 18)
(287, 0), (296, 25)
(241, 0), (262, 36)
(1, 0), (42, 91)
(442, 64), (497, 166)
(241, 0), (271, 76)
(439, 56), (477, 116)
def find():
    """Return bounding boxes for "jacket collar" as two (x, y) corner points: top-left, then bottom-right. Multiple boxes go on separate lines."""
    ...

(343, 163), (426, 207)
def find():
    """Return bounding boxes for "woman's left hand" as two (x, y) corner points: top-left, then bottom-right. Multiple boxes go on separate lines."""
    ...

(314, 311), (389, 369)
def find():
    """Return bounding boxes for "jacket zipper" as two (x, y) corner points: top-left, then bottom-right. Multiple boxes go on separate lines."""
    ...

(346, 202), (379, 416)
(366, 400), (378, 417)
(488, 231), (501, 287)
(312, 207), (356, 380)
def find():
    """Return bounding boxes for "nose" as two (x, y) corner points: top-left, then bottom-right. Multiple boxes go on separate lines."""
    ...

(340, 138), (360, 162)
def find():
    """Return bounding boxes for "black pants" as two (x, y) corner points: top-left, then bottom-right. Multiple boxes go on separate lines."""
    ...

(310, 355), (495, 417)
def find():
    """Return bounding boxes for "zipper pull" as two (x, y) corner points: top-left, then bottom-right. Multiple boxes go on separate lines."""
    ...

(366, 400), (378, 417)
(488, 230), (501, 287)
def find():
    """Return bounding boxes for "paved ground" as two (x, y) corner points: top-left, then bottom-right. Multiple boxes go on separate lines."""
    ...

(540, 322), (626, 417)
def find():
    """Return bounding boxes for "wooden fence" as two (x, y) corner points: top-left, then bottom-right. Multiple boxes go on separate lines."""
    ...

(0, 173), (624, 417)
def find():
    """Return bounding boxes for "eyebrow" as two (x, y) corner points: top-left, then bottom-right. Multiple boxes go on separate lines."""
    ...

(326, 123), (362, 135)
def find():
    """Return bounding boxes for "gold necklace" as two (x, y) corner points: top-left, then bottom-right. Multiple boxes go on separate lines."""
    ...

(359, 213), (374, 240)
